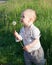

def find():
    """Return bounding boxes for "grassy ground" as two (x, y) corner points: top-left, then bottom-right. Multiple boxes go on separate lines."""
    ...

(0, 0), (52, 65)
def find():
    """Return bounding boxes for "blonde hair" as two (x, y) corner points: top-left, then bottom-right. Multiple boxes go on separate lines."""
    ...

(23, 9), (36, 22)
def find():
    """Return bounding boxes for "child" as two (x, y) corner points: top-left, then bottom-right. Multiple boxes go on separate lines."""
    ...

(14, 9), (46, 65)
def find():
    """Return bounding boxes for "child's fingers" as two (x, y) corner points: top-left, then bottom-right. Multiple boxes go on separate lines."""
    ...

(23, 46), (27, 51)
(14, 30), (17, 36)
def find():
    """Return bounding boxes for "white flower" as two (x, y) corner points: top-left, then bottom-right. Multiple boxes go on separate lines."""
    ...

(12, 21), (16, 26)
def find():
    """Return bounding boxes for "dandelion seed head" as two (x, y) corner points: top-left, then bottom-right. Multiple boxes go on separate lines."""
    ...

(12, 21), (16, 26)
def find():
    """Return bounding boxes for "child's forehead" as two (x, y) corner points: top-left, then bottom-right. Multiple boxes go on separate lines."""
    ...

(21, 11), (33, 17)
(23, 10), (32, 15)
(22, 9), (35, 16)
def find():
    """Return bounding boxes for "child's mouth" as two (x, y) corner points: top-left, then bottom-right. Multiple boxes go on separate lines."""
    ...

(21, 19), (23, 22)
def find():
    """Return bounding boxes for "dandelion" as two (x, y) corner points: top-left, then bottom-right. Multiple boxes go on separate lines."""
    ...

(12, 21), (16, 26)
(12, 21), (23, 47)
(12, 21), (16, 31)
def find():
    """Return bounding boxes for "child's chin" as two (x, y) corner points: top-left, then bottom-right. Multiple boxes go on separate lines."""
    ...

(29, 23), (32, 26)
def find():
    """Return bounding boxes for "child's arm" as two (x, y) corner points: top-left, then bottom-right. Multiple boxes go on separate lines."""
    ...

(14, 30), (22, 42)
(23, 38), (39, 51)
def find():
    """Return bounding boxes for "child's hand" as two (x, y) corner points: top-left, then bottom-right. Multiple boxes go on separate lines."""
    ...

(14, 30), (22, 41)
(14, 30), (18, 36)
(23, 45), (30, 52)
(14, 30), (19, 40)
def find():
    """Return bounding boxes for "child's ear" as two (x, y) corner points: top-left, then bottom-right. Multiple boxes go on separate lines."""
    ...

(30, 18), (33, 21)
(30, 18), (32, 21)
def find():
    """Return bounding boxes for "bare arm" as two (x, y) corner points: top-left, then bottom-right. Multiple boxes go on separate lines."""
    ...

(14, 30), (22, 41)
(23, 39), (39, 51)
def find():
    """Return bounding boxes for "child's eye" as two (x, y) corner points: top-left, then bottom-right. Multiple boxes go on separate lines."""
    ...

(22, 15), (25, 18)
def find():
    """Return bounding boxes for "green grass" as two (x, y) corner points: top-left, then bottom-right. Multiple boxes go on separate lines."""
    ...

(0, 0), (52, 65)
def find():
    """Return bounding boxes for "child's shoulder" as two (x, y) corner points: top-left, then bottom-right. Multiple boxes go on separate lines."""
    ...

(32, 24), (40, 31)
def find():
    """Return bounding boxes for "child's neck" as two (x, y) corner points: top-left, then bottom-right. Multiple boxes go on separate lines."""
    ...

(24, 23), (33, 28)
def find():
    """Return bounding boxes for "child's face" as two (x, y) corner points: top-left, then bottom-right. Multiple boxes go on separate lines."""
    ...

(20, 12), (33, 27)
